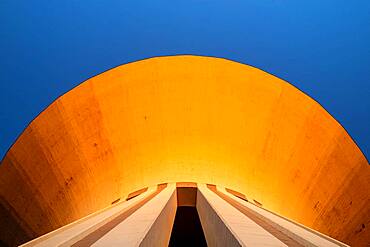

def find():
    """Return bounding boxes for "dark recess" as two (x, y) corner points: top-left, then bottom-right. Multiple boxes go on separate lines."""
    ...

(169, 206), (207, 247)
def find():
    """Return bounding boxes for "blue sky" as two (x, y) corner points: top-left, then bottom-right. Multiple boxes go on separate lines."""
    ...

(0, 1), (369, 160)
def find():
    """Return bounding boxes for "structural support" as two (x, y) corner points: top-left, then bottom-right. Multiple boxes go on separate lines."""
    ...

(21, 183), (350, 247)
(20, 186), (158, 247)
(217, 186), (348, 247)
(20, 184), (176, 247)
(91, 184), (176, 246)
(197, 184), (287, 246)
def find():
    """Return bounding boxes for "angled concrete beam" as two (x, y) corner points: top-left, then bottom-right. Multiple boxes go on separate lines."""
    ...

(19, 182), (354, 247)
(91, 183), (176, 247)
(218, 186), (348, 247)
(197, 184), (287, 247)
(22, 184), (176, 247)
(20, 186), (158, 247)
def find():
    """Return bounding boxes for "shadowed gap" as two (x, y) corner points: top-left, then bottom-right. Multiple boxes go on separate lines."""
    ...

(169, 206), (207, 247)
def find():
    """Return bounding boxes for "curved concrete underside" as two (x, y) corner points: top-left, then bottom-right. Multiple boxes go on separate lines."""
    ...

(0, 55), (368, 246)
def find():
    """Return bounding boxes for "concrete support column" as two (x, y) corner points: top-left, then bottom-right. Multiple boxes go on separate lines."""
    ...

(20, 184), (177, 247)
(196, 184), (287, 247)
(92, 183), (177, 246)
(218, 186), (348, 247)
(21, 186), (158, 247)
(20, 182), (350, 247)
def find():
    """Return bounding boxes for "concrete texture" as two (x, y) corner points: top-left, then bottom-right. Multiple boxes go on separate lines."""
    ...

(217, 186), (348, 247)
(197, 184), (287, 246)
(20, 186), (157, 247)
(176, 187), (197, 207)
(21, 183), (351, 247)
(0, 55), (368, 246)
(139, 184), (177, 247)
(92, 184), (176, 246)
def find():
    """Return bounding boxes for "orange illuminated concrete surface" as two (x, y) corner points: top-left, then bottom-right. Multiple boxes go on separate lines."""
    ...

(0, 55), (368, 246)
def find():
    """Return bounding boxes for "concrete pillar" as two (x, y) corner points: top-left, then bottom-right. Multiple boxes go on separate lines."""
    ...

(20, 182), (350, 247)
(20, 186), (158, 247)
(196, 184), (287, 246)
(20, 184), (176, 247)
(91, 183), (176, 246)
(218, 186), (348, 247)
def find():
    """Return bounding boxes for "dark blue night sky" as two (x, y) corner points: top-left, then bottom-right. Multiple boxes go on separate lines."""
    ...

(1, 1), (369, 160)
